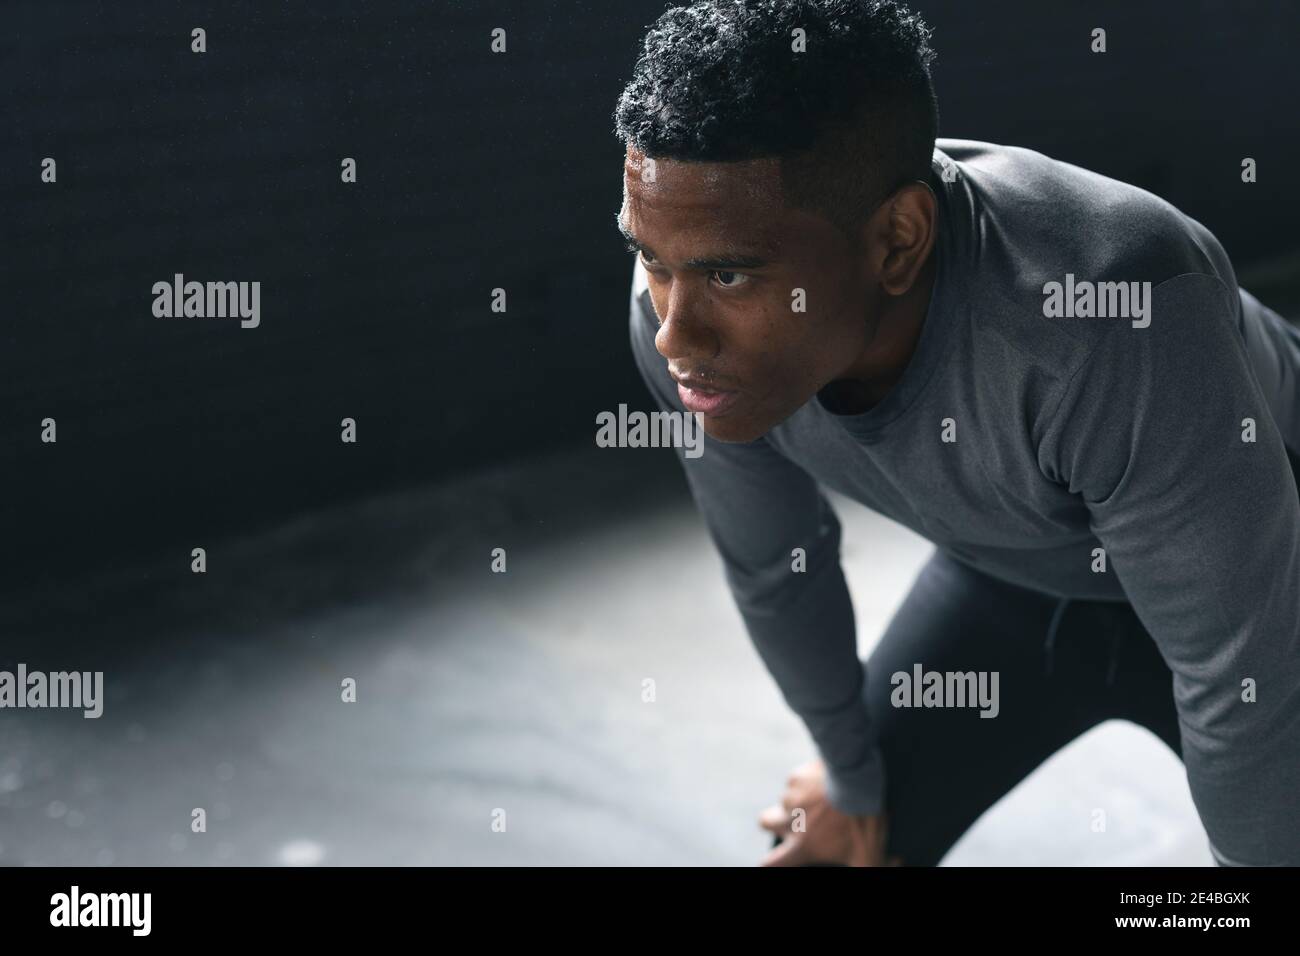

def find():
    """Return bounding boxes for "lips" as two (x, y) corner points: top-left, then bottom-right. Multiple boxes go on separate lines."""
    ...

(673, 377), (740, 416)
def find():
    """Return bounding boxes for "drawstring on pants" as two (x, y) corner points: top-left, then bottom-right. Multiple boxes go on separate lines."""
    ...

(1042, 597), (1126, 687)
(1043, 597), (1069, 677)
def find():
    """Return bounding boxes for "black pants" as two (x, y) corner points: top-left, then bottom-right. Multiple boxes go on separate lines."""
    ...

(864, 547), (1181, 866)
(867, 446), (1300, 866)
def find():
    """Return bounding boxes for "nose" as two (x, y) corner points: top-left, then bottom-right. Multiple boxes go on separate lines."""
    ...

(652, 282), (719, 365)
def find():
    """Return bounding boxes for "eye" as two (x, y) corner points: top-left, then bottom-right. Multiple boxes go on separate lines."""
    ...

(711, 270), (749, 289)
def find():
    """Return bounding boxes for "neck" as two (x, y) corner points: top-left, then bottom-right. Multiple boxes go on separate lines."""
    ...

(823, 250), (939, 415)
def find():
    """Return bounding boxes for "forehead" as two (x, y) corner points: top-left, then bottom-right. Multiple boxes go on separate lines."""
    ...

(621, 147), (788, 245)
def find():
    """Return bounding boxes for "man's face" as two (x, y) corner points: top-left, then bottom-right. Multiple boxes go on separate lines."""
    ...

(618, 145), (881, 443)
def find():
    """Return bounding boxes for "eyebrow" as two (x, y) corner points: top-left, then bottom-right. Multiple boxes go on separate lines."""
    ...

(616, 216), (774, 271)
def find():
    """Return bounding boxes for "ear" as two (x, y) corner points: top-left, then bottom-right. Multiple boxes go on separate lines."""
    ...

(877, 181), (938, 296)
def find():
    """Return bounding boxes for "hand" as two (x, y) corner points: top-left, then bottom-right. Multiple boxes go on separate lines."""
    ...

(757, 758), (902, 867)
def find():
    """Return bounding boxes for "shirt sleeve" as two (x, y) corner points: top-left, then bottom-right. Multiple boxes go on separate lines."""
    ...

(1039, 272), (1300, 866)
(625, 259), (886, 816)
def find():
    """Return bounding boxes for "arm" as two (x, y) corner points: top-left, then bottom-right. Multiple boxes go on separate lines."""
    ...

(1040, 272), (1300, 865)
(626, 260), (885, 816)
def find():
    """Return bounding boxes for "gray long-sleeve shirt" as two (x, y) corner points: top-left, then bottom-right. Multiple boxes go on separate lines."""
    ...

(628, 138), (1300, 866)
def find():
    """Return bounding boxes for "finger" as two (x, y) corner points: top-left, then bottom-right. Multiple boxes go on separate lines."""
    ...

(795, 758), (823, 779)
(759, 833), (810, 867)
(757, 803), (792, 833)
(845, 814), (874, 866)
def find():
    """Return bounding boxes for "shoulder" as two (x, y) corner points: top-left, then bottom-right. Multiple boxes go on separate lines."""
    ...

(936, 140), (1245, 408)
(938, 138), (1235, 301)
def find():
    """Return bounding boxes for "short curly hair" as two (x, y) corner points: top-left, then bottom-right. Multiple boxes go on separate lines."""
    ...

(613, 0), (939, 239)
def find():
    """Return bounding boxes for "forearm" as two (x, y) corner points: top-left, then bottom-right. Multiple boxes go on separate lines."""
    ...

(726, 517), (884, 817)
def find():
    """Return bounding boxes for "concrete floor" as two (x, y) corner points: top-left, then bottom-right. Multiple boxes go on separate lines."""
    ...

(0, 443), (1213, 866)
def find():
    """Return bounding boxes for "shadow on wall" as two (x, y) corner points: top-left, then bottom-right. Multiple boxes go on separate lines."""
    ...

(4, 0), (1298, 589)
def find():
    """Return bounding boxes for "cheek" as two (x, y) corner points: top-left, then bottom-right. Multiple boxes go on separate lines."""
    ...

(809, 289), (868, 354)
(724, 287), (852, 389)
(737, 316), (828, 397)
(734, 306), (803, 371)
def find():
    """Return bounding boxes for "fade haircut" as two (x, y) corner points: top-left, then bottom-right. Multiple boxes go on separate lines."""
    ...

(613, 0), (940, 241)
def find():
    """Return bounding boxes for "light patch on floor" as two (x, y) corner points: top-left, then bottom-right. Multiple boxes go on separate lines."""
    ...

(0, 460), (1212, 866)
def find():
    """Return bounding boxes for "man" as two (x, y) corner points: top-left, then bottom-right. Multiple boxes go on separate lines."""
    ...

(613, 0), (1300, 867)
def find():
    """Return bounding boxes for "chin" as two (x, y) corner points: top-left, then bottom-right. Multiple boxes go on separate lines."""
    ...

(699, 413), (768, 444)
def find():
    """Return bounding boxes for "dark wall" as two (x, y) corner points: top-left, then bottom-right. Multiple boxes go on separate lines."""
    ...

(926, 0), (1298, 267)
(5, 0), (1298, 590)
